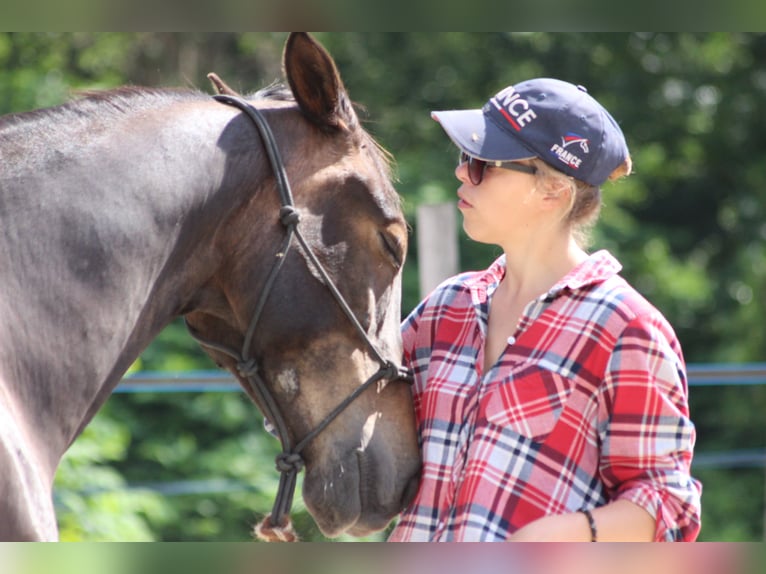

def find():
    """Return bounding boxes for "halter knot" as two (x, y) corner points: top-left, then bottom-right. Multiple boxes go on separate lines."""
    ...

(237, 358), (259, 379)
(275, 452), (305, 473)
(253, 514), (298, 543)
(379, 360), (412, 384)
(397, 365), (415, 385)
(279, 205), (300, 228)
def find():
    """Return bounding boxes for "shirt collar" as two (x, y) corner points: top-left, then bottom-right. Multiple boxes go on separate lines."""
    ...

(466, 249), (622, 304)
(548, 249), (622, 297)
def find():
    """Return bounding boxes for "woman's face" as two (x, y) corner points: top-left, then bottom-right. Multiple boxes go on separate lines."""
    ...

(454, 158), (542, 246)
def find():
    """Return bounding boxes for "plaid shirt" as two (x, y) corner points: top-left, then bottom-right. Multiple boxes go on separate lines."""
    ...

(388, 250), (701, 542)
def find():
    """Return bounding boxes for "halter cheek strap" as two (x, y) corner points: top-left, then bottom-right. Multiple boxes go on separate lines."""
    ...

(185, 94), (412, 542)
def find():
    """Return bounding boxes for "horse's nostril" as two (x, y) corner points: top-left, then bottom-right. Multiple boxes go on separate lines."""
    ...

(400, 469), (421, 511)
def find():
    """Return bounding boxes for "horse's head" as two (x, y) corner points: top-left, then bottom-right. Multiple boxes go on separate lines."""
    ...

(185, 33), (420, 538)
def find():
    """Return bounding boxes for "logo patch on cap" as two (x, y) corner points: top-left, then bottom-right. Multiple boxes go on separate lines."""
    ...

(549, 132), (590, 171)
(561, 132), (590, 153)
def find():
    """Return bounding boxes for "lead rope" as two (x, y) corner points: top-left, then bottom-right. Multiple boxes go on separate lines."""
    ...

(185, 95), (412, 542)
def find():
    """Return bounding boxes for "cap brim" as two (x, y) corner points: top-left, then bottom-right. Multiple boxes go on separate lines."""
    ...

(431, 109), (536, 162)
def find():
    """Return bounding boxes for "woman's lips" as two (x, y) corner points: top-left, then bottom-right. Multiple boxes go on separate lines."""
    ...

(457, 193), (472, 209)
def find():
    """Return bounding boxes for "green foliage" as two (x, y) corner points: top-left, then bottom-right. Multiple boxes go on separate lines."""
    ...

(55, 409), (167, 541)
(3, 32), (764, 541)
(694, 468), (764, 541)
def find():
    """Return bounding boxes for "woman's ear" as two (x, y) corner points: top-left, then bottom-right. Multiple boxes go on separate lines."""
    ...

(540, 179), (571, 210)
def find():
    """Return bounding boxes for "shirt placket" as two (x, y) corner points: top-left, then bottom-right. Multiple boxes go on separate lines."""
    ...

(447, 288), (557, 540)
(437, 283), (494, 539)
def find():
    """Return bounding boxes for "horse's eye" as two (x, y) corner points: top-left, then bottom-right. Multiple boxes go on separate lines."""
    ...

(379, 232), (403, 269)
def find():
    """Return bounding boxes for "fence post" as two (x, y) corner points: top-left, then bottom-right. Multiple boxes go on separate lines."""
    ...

(416, 202), (459, 298)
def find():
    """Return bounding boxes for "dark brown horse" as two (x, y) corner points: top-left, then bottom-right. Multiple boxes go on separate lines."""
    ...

(0, 33), (420, 541)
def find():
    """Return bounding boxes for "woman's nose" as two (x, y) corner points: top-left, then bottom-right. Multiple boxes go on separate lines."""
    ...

(455, 161), (469, 182)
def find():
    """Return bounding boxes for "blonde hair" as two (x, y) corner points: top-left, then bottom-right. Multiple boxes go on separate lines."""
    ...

(530, 156), (632, 248)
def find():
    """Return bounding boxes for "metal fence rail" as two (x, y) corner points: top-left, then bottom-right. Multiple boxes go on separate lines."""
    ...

(112, 363), (766, 472)
(686, 363), (766, 387)
(116, 370), (241, 393)
(116, 362), (766, 393)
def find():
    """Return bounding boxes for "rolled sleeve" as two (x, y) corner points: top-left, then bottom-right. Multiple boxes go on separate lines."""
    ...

(598, 314), (702, 541)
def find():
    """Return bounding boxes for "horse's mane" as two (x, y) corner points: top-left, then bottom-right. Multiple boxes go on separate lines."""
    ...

(0, 83), (296, 136)
(0, 81), (394, 180)
(0, 87), (186, 133)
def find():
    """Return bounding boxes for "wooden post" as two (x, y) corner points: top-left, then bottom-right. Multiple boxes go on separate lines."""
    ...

(416, 202), (459, 298)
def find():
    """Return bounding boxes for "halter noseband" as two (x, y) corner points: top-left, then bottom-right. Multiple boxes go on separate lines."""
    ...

(185, 94), (412, 540)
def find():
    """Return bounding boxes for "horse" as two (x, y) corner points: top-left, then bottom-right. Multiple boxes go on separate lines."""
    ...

(0, 32), (421, 541)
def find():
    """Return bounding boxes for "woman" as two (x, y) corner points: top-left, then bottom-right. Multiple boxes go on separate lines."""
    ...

(389, 78), (701, 542)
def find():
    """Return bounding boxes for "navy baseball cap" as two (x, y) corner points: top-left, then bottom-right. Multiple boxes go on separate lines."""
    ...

(432, 78), (629, 187)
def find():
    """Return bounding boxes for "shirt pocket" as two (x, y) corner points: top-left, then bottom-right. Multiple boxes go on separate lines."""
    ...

(483, 365), (574, 444)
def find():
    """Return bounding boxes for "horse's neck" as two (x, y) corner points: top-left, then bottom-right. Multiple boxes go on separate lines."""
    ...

(0, 105), (241, 460)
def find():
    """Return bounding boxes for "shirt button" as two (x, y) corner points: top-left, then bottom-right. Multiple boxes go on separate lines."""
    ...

(507, 336), (516, 345)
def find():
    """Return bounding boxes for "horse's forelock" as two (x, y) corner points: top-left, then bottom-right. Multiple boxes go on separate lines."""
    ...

(253, 81), (395, 182)
(252, 82), (294, 102)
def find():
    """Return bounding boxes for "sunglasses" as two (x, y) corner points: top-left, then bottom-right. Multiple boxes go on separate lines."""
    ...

(459, 152), (537, 185)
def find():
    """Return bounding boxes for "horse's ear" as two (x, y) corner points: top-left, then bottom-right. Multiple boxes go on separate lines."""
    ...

(283, 32), (357, 131)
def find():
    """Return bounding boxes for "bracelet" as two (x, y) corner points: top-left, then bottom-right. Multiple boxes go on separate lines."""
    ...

(579, 508), (597, 542)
